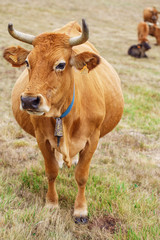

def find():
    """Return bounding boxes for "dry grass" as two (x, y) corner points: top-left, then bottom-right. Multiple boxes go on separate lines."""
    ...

(0, 0), (160, 239)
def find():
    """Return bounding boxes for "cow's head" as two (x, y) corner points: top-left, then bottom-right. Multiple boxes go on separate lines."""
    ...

(151, 7), (159, 23)
(3, 20), (100, 117)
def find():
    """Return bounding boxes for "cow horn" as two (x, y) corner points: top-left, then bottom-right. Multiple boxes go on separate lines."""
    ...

(69, 19), (89, 46)
(8, 23), (35, 44)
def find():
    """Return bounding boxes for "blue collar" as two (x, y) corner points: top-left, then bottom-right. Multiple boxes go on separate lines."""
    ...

(60, 83), (75, 119)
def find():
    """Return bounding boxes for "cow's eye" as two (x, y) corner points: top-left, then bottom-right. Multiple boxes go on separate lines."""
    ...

(55, 62), (66, 72)
(25, 60), (30, 68)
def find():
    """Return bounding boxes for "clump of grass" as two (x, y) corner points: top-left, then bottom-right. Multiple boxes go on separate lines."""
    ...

(20, 167), (46, 193)
(13, 139), (29, 148)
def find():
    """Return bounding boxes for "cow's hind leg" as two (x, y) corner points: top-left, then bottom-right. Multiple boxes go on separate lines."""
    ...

(74, 129), (100, 223)
(37, 137), (59, 208)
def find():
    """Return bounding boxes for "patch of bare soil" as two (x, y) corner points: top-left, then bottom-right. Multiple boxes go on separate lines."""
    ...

(88, 215), (119, 234)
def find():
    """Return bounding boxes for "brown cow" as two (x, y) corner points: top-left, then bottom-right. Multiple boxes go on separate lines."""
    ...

(137, 22), (149, 43)
(138, 21), (160, 45)
(3, 20), (124, 223)
(143, 7), (160, 24)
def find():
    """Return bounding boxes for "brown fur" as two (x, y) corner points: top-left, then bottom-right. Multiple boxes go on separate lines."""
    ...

(143, 7), (159, 24)
(154, 26), (160, 44)
(137, 22), (149, 43)
(70, 52), (100, 72)
(148, 24), (160, 45)
(3, 46), (30, 67)
(148, 24), (156, 36)
(3, 21), (124, 219)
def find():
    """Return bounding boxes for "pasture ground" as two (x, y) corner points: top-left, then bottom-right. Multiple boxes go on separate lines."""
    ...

(0, 0), (160, 239)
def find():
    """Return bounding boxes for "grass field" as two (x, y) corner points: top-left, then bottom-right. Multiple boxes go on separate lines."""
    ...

(0, 0), (160, 239)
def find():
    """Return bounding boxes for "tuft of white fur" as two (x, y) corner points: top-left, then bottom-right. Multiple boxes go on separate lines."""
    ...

(55, 150), (63, 168)
(73, 207), (88, 217)
(72, 155), (79, 165)
(58, 159), (64, 168)
(55, 150), (79, 169)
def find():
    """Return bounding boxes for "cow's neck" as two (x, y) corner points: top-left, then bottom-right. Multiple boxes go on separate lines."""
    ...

(60, 83), (75, 119)
(54, 82), (75, 147)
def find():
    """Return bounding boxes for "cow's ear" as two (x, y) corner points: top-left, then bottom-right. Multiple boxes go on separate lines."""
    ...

(3, 46), (30, 67)
(70, 52), (100, 72)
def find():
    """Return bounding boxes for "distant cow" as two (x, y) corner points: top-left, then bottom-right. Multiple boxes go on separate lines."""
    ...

(143, 7), (160, 24)
(128, 42), (151, 58)
(3, 20), (124, 223)
(138, 21), (160, 45)
(137, 22), (149, 43)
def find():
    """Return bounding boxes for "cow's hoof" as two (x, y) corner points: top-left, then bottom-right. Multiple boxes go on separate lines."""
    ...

(74, 216), (88, 224)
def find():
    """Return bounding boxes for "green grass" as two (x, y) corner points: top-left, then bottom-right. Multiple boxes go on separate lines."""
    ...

(20, 168), (46, 193)
(123, 86), (160, 133)
(0, 165), (159, 239)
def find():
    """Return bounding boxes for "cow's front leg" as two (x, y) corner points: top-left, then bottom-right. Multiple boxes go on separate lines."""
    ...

(36, 136), (59, 208)
(74, 130), (100, 223)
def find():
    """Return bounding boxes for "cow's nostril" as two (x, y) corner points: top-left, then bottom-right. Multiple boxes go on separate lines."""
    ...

(32, 96), (40, 108)
(21, 96), (41, 110)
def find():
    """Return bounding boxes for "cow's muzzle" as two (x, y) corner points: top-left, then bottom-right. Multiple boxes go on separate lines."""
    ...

(21, 96), (40, 110)
(20, 93), (50, 116)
